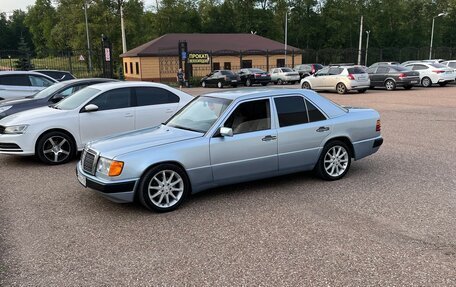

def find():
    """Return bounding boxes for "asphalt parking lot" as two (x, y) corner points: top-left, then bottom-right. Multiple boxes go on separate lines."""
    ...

(1, 84), (455, 286)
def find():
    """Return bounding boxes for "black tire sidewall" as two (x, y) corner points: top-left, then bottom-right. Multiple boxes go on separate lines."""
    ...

(139, 164), (190, 213)
(316, 140), (352, 181)
(36, 131), (75, 165)
(422, 77), (431, 87)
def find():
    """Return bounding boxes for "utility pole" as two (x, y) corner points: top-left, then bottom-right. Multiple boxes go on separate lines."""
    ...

(284, 11), (288, 66)
(357, 15), (363, 65)
(120, 3), (127, 54)
(365, 30), (370, 66)
(84, 0), (92, 71)
(429, 13), (447, 60)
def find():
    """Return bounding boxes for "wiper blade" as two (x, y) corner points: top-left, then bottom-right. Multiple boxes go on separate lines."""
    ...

(169, 125), (203, 133)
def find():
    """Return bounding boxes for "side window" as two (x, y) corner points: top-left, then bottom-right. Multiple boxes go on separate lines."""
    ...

(59, 86), (76, 97)
(306, 100), (326, 122)
(413, 64), (427, 70)
(29, 75), (54, 87)
(0, 75), (31, 86)
(130, 63), (133, 75)
(135, 62), (139, 75)
(367, 67), (376, 74)
(212, 62), (220, 70)
(124, 62), (128, 74)
(376, 67), (389, 74)
(316, 67), (329, 76)
(328, 67), (342, 75)
(89, 88), (132, 111)
(274, 96), (308, 127)
(224, 99), (271, 134)
(135, 87), (179, 107)
(449, 62), (456, 68)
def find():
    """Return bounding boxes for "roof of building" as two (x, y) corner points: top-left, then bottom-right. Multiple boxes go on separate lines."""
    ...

(120, 33), (300, 57)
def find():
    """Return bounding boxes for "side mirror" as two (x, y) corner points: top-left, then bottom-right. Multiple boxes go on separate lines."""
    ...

(51, 94), (64, 103)
(220, 127), (233, 137)
(84, 104), (99, 112)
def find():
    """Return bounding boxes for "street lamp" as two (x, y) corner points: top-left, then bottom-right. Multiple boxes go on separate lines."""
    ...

(365, 30), (370, 66)
(429, 12), (447, 60)
(83, 0), (93, 71)
(284, 10), (288, 66)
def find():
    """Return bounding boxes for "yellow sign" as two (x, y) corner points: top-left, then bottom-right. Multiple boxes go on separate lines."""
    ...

(188, 53), (210, 64)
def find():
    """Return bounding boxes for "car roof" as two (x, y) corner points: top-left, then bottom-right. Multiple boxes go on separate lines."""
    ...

(87, 81), (176, 92)
(0, 71), (56, 76)
(201, 88), (346, 118)
(32, 69), (72, 73)
(58, 78), (117, 85)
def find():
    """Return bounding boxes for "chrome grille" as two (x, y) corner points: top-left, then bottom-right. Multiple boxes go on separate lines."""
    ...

(82, 149), (98, 175)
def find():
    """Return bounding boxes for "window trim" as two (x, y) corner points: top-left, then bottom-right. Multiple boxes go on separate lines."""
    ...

(272, 94), (328, 126)
(304, 98), (328, 122)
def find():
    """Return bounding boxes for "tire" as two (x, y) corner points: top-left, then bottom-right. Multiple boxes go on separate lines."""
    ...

(404, 85), (413, 90)
(201, 81), (206, 88)
(439, 82), (448, 87)
(217, 81), (223, 88)
(277, 79), (283, 85)
(336, 82), (347, 94)
(231, 84), (238, 88)
(421, 77), (432, 87)
(138, 164), (190, 212)
(301, 82), (311, 89)
(315, 140), (352, 181)
(36, 131), (76, 165)
(245, 79), (251, 87)
(385, 79), (396, 91)
(261, 82), (268, 86)
(358, 88), (367, 93)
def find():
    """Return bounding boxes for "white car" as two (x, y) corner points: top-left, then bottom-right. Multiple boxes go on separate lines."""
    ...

(270, 67), (300, 85)
(403, 62), (454, 87)
(301, 65), (370, 94)
(0, 71), (57, 100)
(0, 82), (193, 164)
(441, 60), (456, 79)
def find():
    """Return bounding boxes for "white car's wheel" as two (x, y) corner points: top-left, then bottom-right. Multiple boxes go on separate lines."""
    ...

(336, 82), (347, 94)
(421, 77), (432, 87)
(315, 140), (351, 181)
(36, 131), (75, 165)
(217, 81), (223, 88)
(201, 81), (206, 88)
(302, 82), (311, 89)
(139, 164), (189, 212)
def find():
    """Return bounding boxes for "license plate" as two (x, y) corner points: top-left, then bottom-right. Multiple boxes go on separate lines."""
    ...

(261, 74), (267, 77)
(411, 81), (418, 84)
(77, 170), (87, 187)
(231, 80), (237, 82)
(358, 77), (366, 80)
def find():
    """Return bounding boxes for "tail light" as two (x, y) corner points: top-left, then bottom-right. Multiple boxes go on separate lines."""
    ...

(432, 70), (444, 74)
(347, 74), (355, 80)
(398, 73), (406, 79)
(376, 120), (381, 132)
(254, 73), (261, 77)
(267, 74), (270, 77)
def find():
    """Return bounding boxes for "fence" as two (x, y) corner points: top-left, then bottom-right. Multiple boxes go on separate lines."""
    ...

(0, 49), (119, 78)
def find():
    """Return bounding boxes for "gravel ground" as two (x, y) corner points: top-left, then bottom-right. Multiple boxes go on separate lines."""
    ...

(0, 84), (455, 286)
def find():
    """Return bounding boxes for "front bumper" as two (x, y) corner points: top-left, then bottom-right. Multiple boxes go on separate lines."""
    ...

(0, 132), (35, 155)
(76, 162), (138, 203)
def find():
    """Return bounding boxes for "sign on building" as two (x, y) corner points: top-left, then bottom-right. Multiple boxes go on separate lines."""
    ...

(188, 53), (210, 64)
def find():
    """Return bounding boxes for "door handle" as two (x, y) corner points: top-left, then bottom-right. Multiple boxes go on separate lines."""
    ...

(165, 108), (174, 113)
(124, 113), (134, 118)
(262, 135), (277, 141)
(316, 126), (330, 132)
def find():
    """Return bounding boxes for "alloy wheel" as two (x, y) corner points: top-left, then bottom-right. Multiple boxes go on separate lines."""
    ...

(148, 170), (184, 209)
(42, 136), (71, 163)
(323, 146), (349, 177)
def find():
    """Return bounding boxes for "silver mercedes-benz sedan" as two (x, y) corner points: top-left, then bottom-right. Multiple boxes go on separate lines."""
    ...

(76, 88), (383, 212)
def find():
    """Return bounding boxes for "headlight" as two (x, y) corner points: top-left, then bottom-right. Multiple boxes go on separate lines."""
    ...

(96, 157), (124, 177)
(3, 124), (29, 134)
(0, 106), (12, 113)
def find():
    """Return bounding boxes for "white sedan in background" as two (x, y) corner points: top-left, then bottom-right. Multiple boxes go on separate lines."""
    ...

(0, 82), (193, 164)
(403, 62), (454, 87)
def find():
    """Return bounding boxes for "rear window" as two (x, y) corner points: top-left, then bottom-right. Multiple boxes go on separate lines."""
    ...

(249, 69), (264, 73)
(390, 65), (408, 71)
(0, 75), (31, 86)
(281, 68), (293, 72)
(313, 64), (323, 70)
(347, 67), (366, 74)
(449, 62), (456, 68)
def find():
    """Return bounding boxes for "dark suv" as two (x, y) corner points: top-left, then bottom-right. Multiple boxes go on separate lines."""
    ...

(367, 64), (420, 90)
(294, 64), (323, 78)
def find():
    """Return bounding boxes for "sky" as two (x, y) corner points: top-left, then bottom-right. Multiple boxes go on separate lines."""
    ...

(0, 0), (156, 13)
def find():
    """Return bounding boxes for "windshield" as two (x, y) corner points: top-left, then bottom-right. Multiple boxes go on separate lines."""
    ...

(167, 96), (232, 133)
(54, 87), (100, 110)
(32, 82), (67, 99)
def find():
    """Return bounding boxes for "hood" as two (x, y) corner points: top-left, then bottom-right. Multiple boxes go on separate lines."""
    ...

(0, 105), (69, 125)
(88, 125), (203, 158)
(0, 97), (39, 106)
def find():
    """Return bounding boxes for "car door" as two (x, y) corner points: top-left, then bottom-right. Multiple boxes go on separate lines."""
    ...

(133, 87), (180, 129)
(311, 67), (329, 89)
(326, 67), (342, 89)
(0, 74), (36, 99)
(78, 87), (135, 144)
(374, 66), (389, 85)
(210, 98), (278, 184)
(274, 95), (330, 173)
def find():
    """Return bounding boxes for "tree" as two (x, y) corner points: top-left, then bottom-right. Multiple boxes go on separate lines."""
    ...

(15, 36), (34, 70)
